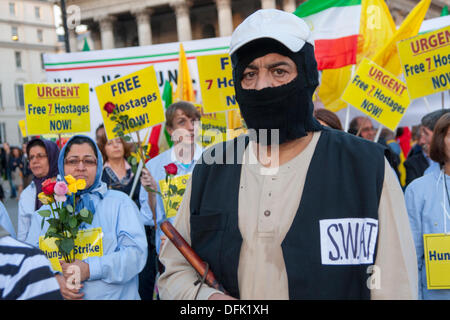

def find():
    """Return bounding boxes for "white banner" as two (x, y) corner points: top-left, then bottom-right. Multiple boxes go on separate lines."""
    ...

(44, 37), (231, 138)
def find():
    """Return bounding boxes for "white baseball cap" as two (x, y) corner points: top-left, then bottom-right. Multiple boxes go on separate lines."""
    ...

(229, 9), (313, 56)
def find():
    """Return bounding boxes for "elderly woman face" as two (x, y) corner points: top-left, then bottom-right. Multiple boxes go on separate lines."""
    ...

(63, 143), (97, 188)
(29, 145), (49, 178)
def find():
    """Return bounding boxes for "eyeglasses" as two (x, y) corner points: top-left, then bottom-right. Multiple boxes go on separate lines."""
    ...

(64, 157), (97, 167)
(29, 153), (47, 161)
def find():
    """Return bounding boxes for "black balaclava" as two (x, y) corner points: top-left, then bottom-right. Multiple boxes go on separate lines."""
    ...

(231, 38), (322, 145)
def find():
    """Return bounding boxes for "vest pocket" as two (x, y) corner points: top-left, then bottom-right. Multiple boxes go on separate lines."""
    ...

(190, 211), (227, 284)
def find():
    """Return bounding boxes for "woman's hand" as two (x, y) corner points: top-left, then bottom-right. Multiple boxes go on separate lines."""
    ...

(60, 259), (90, 283)
(55, 274), (84, 300)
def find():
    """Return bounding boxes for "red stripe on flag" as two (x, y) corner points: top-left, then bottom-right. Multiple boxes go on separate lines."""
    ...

(148, 124), (162, 160)
(314, 35), (358, 70)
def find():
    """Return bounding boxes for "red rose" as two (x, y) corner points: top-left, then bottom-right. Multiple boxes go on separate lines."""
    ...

(103, 102), (116, 115)
(164, 163), (178, 176)
(42, 179), (57, 196)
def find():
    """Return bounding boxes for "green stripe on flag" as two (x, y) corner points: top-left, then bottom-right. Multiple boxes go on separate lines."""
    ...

(44, 46), (229, 67)
(162, 80), (173, 148)
(294, 0), (361, 17)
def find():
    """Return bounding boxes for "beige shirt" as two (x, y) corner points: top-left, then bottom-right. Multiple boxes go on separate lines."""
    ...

(158, 131), (418, 300)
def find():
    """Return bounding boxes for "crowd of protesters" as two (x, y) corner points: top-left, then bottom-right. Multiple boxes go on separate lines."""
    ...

(1, 8), (449, 301)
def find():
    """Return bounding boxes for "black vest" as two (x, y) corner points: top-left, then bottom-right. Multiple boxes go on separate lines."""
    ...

(190, 128), (386, 299)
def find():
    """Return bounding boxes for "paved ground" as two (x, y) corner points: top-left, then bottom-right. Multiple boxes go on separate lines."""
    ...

(2, 179), (19, 235)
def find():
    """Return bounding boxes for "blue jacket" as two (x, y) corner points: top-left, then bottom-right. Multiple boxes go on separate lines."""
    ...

(0, 201), (16, 238)
(17, 182), (36, 241)
(139, 144), (202, 254)
(405, 169), (450, 300)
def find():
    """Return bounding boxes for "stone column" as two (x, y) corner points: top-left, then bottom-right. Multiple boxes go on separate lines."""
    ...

(171, 0), (192, 42)
(261, 0), (276, 9)
(68, 29), (78, 52)
(282, 0), (297, 12)
(96, 15), (116, 50)
(215, 0), (233, 37)
(133, 8), (153, 46)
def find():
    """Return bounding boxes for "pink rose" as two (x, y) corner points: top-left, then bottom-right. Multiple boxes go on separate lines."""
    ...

(54, 181), (68, 202)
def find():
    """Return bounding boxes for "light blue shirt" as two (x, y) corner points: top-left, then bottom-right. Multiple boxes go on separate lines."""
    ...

(139, 144), (203, 254)
(0, 201), (16, 238)
(17, 182), (36, 241)
(26, 189), (148, 300)
(405, 169), (450, 300)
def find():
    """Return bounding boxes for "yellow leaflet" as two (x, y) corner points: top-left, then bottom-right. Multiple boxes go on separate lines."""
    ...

(39, 227), (103, 272)
(423, 233), (450, 290)
(24, 83), (90, 135)
(158, 174), (190, 219)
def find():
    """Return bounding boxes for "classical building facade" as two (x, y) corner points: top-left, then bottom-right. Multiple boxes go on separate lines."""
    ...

(67, 0), (300, 51)
(67, 0), (447, 52)
(0, 0), (60, 146)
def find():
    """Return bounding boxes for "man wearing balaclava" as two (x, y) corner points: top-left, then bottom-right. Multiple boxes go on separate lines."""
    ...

(158, 9), (418, 300)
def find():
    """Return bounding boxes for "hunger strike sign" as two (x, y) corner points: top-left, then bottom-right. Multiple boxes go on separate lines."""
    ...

(197, 53), (238, 113)
(95, 65), (165, 139)
(39, 227), (103, 272)
(398, 25), (450, 100)
(423, 233), (450, 290)
(341, 58), (411, 132)
(24, 84), (90, 135)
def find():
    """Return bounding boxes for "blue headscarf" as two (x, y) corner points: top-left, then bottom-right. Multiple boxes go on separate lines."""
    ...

(57, 135), (107, 215)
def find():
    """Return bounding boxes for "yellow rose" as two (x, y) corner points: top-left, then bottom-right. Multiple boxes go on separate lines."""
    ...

(65, 175), (87, 194)
(38, 192), (54, 205)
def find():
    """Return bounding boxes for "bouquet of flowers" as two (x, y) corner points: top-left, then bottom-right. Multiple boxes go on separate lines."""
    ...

(37, 175), (94, 263)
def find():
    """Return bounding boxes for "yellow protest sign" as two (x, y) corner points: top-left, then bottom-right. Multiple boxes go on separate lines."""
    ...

(197, 53), (238, 113)
(18, 120), (26, 137)
(397, 26), (450, 100)
(341, 58), (411, 131)
(159, 174), (190, 219)
(24, 84), (90, 135)
(423, 233), (450, 290)
(39, 227), (103, 272)
(95, 66), (165, 140)
(193, 104), (227, 148)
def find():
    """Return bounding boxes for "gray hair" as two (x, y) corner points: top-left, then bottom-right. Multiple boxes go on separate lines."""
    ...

(421, 109), (450, 131)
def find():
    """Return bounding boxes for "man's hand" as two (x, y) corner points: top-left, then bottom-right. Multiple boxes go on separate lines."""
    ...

(55, 274), (84, 300)
(141, 168), (158, 195)
(160, 235), (167, 249)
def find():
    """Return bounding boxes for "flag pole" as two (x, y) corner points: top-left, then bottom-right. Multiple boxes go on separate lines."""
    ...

(344, 65), (356, 132)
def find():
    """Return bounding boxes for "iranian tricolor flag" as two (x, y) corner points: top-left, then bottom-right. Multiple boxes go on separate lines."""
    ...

(294, 0), (362, 70)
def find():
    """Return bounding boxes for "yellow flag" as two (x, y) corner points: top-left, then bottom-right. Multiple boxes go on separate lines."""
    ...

(372, 0), (431, 76)
(357, 0), (396, 63)
(174, 43), (195, 102)
(318, 0), (396, 112)
(317, 66), (352, 112)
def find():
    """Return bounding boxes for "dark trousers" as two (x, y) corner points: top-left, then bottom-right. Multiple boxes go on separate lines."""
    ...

(138, 226), (157, 300)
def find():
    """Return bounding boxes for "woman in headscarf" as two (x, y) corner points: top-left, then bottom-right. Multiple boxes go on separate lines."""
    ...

(17, 138), (59, 241)
(26, 135), (147, 300)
